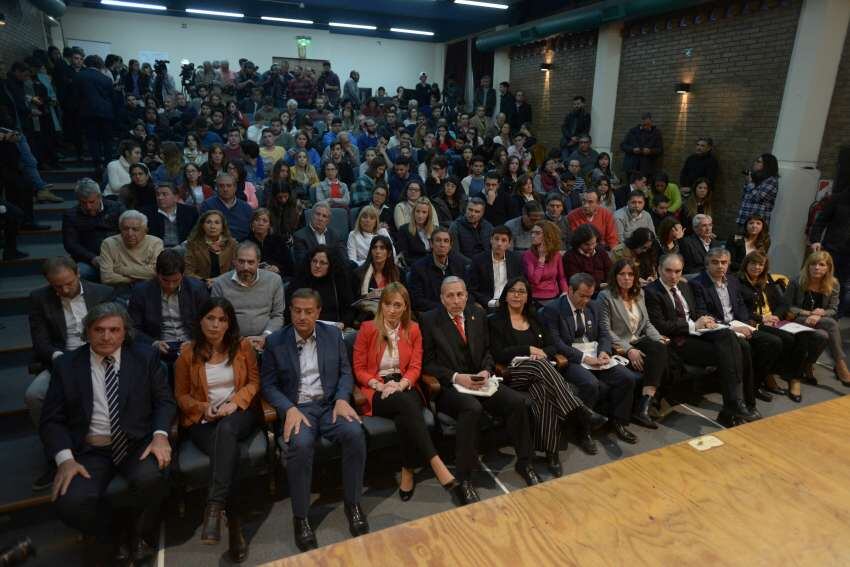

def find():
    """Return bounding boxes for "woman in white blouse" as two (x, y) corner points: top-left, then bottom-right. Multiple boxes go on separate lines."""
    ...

(347, 206), (394, 265)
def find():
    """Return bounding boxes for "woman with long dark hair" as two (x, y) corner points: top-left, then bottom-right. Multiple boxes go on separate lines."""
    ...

(226, 160), (259, 209)
(267, 180), (303, 242)
(681, 177), (713, 235)
(656, 216), (684, 256)
(353, 235), (401, 318)
(598, 258), (669, 427)
(201, 144), (228, 187)
(174, 297), (260, 562)
(737, 153), (779, 227)
(291, 246), (353, 328)
(509, 174), (543, 218)
(589, 152), (620, 190)
(726, 213), (771, 272)
(488, 276), (598, 477)
(611, 227), (658, 285)
(181, 162), (213, 208)
(432, 176), (467, 227)
(246, 208), (293, 277)
(353, 283), (464, 503)
(121, 162), (157, 210)
(152, 141), (184, 190)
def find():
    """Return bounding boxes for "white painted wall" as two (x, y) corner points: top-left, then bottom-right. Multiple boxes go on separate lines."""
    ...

(60, 7), (443, 92)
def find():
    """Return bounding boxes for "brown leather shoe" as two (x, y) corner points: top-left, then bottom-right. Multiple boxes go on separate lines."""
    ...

(227, 511), (248, 563)
(200, 502), (224, 544)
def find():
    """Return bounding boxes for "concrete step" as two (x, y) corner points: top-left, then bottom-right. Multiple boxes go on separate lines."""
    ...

(0, 365), (34, 417)
(0, 274), (43, 315)
(0, 433), (51, 514)
(33, 200), (75, 222)
(0, 242), (67, 277)
(40, 167), (96, 184)
(19, 221), (61, 245)
(0, 315), (31, 354)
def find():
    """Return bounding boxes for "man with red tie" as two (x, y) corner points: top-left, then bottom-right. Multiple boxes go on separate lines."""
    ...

(421, 276), (538, 503)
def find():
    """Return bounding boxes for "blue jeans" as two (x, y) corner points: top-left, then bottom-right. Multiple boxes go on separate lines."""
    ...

(78, 261), (100, 282)
(17, 135), (47, 191)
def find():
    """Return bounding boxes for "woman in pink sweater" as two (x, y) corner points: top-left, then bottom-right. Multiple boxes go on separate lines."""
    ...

(523, 220), (568, 305)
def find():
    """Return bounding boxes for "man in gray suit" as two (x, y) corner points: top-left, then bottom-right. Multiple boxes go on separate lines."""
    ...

(261, 288), (367, 552)
(26, 257), (115, 490)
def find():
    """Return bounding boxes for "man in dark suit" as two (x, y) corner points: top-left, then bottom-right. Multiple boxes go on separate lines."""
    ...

(467, 225), (524, 311)
(408, 228), (468, 314)
(645, 253), (759, 426)
(541, 273), (639, 451)
(422, 276), (538, 503)
(680, 213), (718, 274)
(473, 75), (496, 119)
(261, 288), (367, 552)
(128, 249), (208, 365)
(292, 201), (348, 271)
(142, 182), (199, 248)
(62, 178), (124, 281)
(26, 257), (115, 490)
(508, 90), (533, 132)
(692, 247), (783, 413)
(40, 302), (175, 564)
(72, 55), (116, 175)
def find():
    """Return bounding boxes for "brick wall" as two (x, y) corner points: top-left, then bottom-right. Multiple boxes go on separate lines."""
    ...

(508, 32), (597, 152)
(0, 0), (47, 67)
(611, 0), (802, 236)
(818, 19), (850, 181)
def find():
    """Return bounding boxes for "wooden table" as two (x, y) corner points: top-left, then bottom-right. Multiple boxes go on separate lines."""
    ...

(265, 396), (850, 567)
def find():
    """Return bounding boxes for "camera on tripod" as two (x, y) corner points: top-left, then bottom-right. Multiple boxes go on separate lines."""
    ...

(180, 61), (195, 89)
(153, 59), (170, 74)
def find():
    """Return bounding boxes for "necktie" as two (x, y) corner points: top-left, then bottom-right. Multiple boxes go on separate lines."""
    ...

(453, 315), (467, 344)
(670, 287), (687, 347)
(103, 356), (128, 466)
(575, 309), (586, 338)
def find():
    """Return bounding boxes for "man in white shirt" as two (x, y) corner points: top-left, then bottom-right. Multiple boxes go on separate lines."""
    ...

(40, 302), (175, 563)
(467, 225), (524, 310)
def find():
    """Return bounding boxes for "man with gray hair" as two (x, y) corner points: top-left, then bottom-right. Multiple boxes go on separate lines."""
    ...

(421, 276), (537, 503)
(293, 201), (348, 269)
(99, 210), (163, 298)
(680, 213), (718, 274)
(40, 301), (175, 563)
(199, 173), (253, 240)
(62, 177), (125, 281)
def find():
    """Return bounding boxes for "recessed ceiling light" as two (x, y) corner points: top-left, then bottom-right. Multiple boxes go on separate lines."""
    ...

(390, 27), (434, 36)
(185, 8), (244, 18)
(328, 21), (377, 30)
(101, 0), (166, 10)
(261, 16), (314, 25)
(454, 0), (509, 9)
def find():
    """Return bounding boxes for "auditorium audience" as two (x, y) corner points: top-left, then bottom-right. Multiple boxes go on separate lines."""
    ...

(809, 188), (850, 318)
(200, 173), (253, 241)
(679, 137), (719, 196)
(650, 171), (682, 214)
(611, 227), (658, 285)
(352, 235), (401, 313)
(121, 162), (157, 211)
(656, 216), (684, 256)
(293, 201), (348, 269)
(211, 241), (285, 351)
(142, 182), (199, 247)
(681, 177), (713, 235)
(181, 162), (213, 208)
(620, 112), (663, 175)
(261, 288), (368, 551)
(175, 297), (259, 562)
(106, 139), (142, 197)
(408, 228), (467, 314)
(422, 276), (538, 502)
(292, 246), (354, 329)
(63, 178), (124, 281)
(246, 208), (293, 277)
(348, 206), (393, 266)
(504, 200), (545, 252)
(99, 210), (163, 297)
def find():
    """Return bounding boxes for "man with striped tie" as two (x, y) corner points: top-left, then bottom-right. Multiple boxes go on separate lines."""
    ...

(40, 302), (176, 565)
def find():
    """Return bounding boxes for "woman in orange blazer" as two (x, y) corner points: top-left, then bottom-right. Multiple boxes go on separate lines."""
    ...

(174, 296), (259, 563)
(353, 282), (464, 505)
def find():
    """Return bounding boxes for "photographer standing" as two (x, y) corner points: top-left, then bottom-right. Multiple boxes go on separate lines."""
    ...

(152, 60), (177, 107)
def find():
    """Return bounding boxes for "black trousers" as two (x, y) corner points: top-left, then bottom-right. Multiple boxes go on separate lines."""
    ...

(630, 336), (669, 389)
(54, 438), (169, 543)
(188, 409), (260, 508)
(759, 325), (828, 377)
(674, 329), (742, 409)
(747, 329), (784, 385)
(371, 389), (437, 469)
(436, 384), (532, 482)
(83, 116), (114, 169)
(564, 362), (638, 425)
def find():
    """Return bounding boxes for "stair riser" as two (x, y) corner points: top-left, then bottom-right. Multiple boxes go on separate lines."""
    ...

(0, 350), (32, 372)
(0, 262), (44, 278)
(17, 232), (61, 246)
(0, 298), (31, 317)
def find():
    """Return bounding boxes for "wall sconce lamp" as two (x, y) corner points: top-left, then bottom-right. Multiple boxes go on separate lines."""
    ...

(676, 82), (691, 94)
(540, 62), (552, 72)
(0, 13), (6, 27)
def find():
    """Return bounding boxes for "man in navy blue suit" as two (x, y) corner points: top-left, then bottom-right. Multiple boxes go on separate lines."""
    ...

(40, 302), (175, 564)
(541, 272), (639, 452)
(261, 288), (367, 552)
(692, 247), (782, 415)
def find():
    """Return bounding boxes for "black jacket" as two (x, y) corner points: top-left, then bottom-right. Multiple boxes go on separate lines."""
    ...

(679, 151), (719, 189)
(248, 232), (294, 277)
(127, 276), (209, 344)
(487, 310), (556, 366)
(644, 278), (702, 338)
(450, 217), (493, 261)
(691, 271), (749, 324)
(810, 190), (850, 255)
(72, 67), (115, 120)
(40, 343), (176, 460)
(141, 204), (199, 245)
(466, 250), (524, 308)
(28, 281), (115, 369)
(407, 253), (468, 313)
(561, 109), (591, 149)
(62, 198), (125, 263)
(421, 303), (494, 387)
(620, 124), (663, 175)
(679, 234), (718, 274)
(395, 225), (431, 266)
(737, 273), (790, 323)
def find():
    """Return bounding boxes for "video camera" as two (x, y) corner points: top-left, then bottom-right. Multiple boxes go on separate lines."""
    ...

(180, 62), (195, 88)
(153, 59), (170, 75)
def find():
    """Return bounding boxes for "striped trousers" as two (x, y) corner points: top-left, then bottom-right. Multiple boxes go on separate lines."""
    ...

(507, 358), (584, 454)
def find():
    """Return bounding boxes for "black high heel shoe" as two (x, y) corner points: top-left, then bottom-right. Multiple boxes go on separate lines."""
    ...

(788, 379), (802, 403)
(398, 473), (416, 501)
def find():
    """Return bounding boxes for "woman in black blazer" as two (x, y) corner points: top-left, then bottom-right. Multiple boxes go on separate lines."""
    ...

(246, 208), (294, 279)
(487, 276), (595, 478)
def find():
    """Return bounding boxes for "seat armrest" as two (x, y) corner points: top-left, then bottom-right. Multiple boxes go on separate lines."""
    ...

(554, 354), (568, 369)
(353, 388), (367, 414)
(260, 399), (278, 424)
(421, 373), (441, 398)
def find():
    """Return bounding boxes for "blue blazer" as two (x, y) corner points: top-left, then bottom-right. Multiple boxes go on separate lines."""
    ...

(540, 295), (612, 364)
(691, 271), (750, 323)
(39, 343), (176, 460)
(73, 68), (115, 120)
(128, 276), (209, 345)
(261, 322), (353, 417)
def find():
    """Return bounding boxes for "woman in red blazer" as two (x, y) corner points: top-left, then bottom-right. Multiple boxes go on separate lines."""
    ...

(353, 282), (463, 504)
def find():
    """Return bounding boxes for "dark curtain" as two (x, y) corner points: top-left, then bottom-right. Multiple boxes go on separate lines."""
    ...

(470, 37), (494, 88)
(444, 40), (468, 95)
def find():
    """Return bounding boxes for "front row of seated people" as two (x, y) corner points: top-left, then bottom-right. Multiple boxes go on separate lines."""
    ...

(32, 243), (845, 562)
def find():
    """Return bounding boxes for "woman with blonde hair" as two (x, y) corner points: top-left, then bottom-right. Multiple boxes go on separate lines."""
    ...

(353, 283), (464, 504)
(784, 251), (849, 386)
(396, 197), (439, 266)
(523, 220), (567, 304)
(185, 210), (237, 287)
(290, 149), (320, 203)
(348, 205), (394, 265)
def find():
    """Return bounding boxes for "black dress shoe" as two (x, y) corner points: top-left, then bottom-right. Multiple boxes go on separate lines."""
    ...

(755, 388), (773, 402)
(228, 512), (249, 563)
(716, 411), (746, 427)
(577, 433), (598, 455)
(746, 406), (763, 420)
(546, 452), (562, 478)
(293, 517), (318, 552)
(344, 503), (369, 537)
(130, 535), (155, 563)
(632, 394), (658, 429)
(200, 502), (223, 544)
(789, 391), (802, 403)
(613, 423), (638, 444)
(515, 463), (540, 486)
(580, 406), (608, 431)
(460, 480), (480, 503)
(735, 400), (761, 422)
(443, 479), (468, 506)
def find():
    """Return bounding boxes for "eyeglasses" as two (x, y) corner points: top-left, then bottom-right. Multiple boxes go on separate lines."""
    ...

(311, 259), (329, 266)
(508, 289), (528, 296)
